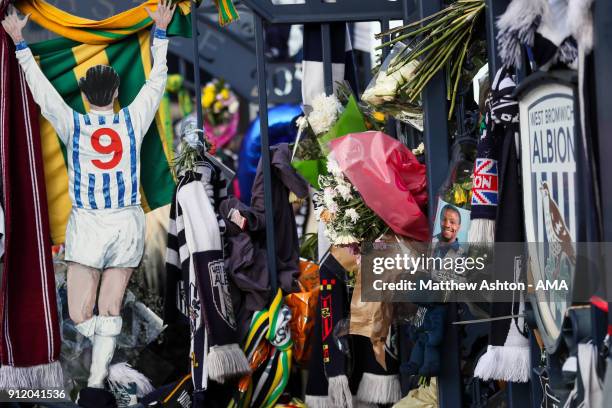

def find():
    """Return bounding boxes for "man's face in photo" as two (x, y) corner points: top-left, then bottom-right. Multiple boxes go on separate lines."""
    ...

(440, 208), (460, 242)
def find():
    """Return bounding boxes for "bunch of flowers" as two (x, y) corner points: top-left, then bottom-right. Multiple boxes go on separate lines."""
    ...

(201, 79), (239, 125)
(293, 92), (344, 160)
(313, 159), (388, 247)
(361, 44), (423, 131)
(376, 0), (485, 119)
(201, 79), (239, 147)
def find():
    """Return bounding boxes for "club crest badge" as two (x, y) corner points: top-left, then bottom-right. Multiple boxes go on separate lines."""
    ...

(208, 260), (237, 329)
(518, 73), (578, 350)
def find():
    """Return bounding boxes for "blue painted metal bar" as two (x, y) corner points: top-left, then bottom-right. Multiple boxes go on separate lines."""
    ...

(241, 0), (410, 24)
(528, 329), (544, 407)
(485, 0), (510, 76)
(380, 19), (390, 61)
(593, 0), (612, 328)
(418, 0), (450, 222)
(321, 23), (334, 95)
(254, 15), (279, 294)
(191, 0), (203, 129)
(417, 0), (458, 406)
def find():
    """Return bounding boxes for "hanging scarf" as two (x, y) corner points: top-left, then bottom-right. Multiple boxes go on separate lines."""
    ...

(353, 333), (401, 406)
(467, 68), (516, 244)
(473, 118), (530, 383)
(229, 289), (293, 408)
(305, 253), (352, 408)
(17, 0), (238, 44)
(0, 0), (62, 387)
(164, 164), (249, 392)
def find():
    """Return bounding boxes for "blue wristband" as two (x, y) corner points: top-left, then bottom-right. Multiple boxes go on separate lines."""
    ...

(15, 40), (28, 51)
(154, 28), (167, 40)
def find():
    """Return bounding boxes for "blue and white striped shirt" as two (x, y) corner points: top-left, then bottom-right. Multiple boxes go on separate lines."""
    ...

(16, 33), (169, 210)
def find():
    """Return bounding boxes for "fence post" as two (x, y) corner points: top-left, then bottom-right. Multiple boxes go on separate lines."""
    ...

(593, 0), (612, 335)
(254, 14), (279, 293)
(417, 0), (460, 406)
(191, 0), (203, 129)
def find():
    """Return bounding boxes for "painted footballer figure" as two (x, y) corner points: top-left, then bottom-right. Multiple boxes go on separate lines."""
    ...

(2, 0), (175, 391)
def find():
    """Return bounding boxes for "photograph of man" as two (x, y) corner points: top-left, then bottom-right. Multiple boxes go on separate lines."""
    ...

(432, 204), (463, 258)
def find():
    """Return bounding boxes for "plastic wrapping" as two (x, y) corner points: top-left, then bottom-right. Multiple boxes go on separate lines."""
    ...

(285, 260), (320, 366)
(329, 131), (430, 242)
(362, 42), (423, 131)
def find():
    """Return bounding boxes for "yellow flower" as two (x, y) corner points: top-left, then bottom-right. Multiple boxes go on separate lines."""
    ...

(204, 83), (216, 93)
(220, 88), (230, 100)
(372, 111), (386, 122)
(214, 101), (224, 112)
(453, 186), (467, 206)
(166, 74), (183, 93)
(202, 91), (215, 109)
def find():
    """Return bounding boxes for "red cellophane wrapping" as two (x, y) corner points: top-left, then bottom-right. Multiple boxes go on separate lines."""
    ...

(329, 131), (430, 241)
(285, 259), (320, 366)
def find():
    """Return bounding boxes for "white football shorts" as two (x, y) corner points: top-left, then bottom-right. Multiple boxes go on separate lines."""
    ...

(65, 206), (145, 270)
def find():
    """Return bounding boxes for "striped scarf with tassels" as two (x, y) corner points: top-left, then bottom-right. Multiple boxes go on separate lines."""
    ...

(0, 0), (62, 388)
(229, 289), (293, 408)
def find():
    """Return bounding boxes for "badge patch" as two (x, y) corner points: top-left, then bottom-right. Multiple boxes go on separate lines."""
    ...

(208, 260), (237, 329)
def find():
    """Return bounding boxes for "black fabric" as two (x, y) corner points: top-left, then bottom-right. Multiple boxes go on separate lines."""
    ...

(78, 387), (118, 408)
(489, 125), (526, 347)
(305, 253), (351, 401)
(303, 23), (347, 64)
(305, 300), (329, 398)
(193, 249), (237, 348)
(302, 23), (360, 96)
(318, 254), (351, 379)
(163, 163), (236, 392)
(352, 332), (401, 382)
(220, 143), (308, 332)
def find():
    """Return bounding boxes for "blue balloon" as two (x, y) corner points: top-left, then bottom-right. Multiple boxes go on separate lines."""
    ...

(237, 104), (302, 203)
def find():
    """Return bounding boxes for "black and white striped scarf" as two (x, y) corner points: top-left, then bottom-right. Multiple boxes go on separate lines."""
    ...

(302, 23), (358, 106)
(164, 161), (249, 392)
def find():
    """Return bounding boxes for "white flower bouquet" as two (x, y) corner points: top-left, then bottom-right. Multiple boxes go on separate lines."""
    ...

(362, 42), (423, 131)
(313, 159), (388, 247)
(292, 86), (368, 189)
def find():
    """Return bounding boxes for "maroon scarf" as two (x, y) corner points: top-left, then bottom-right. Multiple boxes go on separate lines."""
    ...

(0, 0), (62, 387)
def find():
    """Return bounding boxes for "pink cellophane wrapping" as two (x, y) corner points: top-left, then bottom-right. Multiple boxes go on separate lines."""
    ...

(329, 131), (430, 241)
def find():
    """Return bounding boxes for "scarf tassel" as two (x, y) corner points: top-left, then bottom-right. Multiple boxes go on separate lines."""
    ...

(206, 343), (251, 383)
(214, 0), (239, 26)
(474, 319), (531, 383)
(0, 361), (64, 388)
(467, 218), (496, 245)
(356, 373), (402, 405)
(305, 395), (334, 408)
(328, 375), (353, 408)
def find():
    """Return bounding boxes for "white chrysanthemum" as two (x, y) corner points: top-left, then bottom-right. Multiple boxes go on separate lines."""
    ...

(296, 116), (309, 131)
(335, 182), (353, 201)
(334, 233), (359, 245)
(323, 187), (336, 208)
(308, 93), (342, 135)
(345, 208), (360, 223)
(326, 159), (343, 178)
(327, 201), (339, 214)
